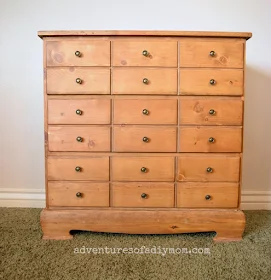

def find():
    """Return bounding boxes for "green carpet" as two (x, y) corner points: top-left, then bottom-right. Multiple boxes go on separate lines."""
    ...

(0, 209), (270, 280)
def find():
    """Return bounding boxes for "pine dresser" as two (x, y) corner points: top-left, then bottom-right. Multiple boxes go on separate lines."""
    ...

(38, 30), (252, 241)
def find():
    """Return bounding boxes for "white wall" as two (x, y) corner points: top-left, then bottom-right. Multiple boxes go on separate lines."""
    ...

(0, 0), (270, 208)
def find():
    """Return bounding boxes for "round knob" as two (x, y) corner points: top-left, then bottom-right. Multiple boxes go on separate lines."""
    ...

(209, 109), (216, 115)
(142, 50), (149, 57)
(76, 109), (82, 115)
(75, 51), (81, 57)
(76, 136), (83, 142)
(209, 50), (216, 57)
(209, 79), (216, 85)
(141, 193), (147, 199)
(208, 137), (215, 143)
(142, 109), (149, 115)
(206, 167), (213, 173)
(142, 136), (149, 142)
(75, 166), (82, 172)
(76, 78), (82, 84)
(205, 195), (211, 200)
(142, 78), (149, 84)
(76, 192), (82, 198)
(141, 167), (147, 173)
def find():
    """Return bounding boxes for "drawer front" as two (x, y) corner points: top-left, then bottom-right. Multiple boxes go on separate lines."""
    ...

(111, 183), (175, 207)
(48, 182), (109, 207)
(46, 41), (110, 66)
(48, 99), (111, 124)
(177, 156), (240, 182)
(48, 126), (110, 152)
(180, 40), (244, 68)
(112, 41), (177, 67)
(111, 157), (175, 181)
(114, 99), (177, 125)
(179, 127), (242, 152)
(112, 68), (177, 95)
(180, 69), (243, 95)
(47, 157), (109, 181)
(113, 126), (177, 152)
(179, 97), (243, 125)
(47, 68), (110, 94)
(177, 182), (239, 208)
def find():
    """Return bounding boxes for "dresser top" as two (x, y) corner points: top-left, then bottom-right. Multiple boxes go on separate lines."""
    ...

(38, 30), (252, 39)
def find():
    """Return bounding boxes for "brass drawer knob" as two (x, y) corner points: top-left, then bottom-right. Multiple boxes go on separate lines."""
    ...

(141, 193), (148, 199)
(75, 166), (82, 172)
(209, 109), (216, 115)
(142, 78), (149, 84)
(141, 167), (147, 173)
(76, 109), (83, 115)
(142, 50), (149, 57)
(76, 192), (82, 198)
(142, 109), (149, 115)
(208, 137), (215, 143)
(76, 136), (83, 142)
(75, 51), (81, 57)
(142, 136), (149, 142)
(209, 50), (216, 57)
(209, 79), (216, 85)
(76, 78), (82, 84)
(206, 167), (213, 173)
(205, 194), (211, 200)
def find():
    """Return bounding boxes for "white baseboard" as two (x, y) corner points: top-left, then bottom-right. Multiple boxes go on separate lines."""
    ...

(0, 188), (270, 210)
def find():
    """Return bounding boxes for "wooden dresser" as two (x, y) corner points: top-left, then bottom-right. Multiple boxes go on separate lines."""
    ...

(38, 30), (252, 241)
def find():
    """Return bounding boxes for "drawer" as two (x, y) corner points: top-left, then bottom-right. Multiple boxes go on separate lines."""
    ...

(48, 182), (109, 207)
(114, 99), (177, 125)
(48, 99), (111, 124)
(180, 40), (244, 68)
(47, 68), (110, 94)
(113, 126), (177, 152)
(111, 183), (175, 207)
(112, 68), (177, 95)
(179, 126), (242, 152)
(112, 41), (177, 67)
(177, 155), (240, 182)
(48, 126), (110, 152)
(111, 157), (175, 181)
(180, 69), (243, 95)
(179, 97), (243, 125)
(177, 182), (239, 208)
(46, 41), (110, 66)
(47, 157), (109, 180)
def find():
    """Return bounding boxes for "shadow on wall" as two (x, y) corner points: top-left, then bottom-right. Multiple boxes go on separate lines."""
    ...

(242, 66), (271, 192)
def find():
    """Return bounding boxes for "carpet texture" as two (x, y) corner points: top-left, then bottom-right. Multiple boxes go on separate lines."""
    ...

(0, 208), (270, 280)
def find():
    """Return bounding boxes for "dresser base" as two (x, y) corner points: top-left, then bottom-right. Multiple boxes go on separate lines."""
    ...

(40, 209), (245, 242)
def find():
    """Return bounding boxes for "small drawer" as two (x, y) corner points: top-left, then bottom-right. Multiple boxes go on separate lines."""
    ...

(179, 126), (242, 152)
(48, 99), (111, 124)
(47, 157), (109, 181)
(48, 182), (109, 207)
(177, 182), (239, 208)
(177, 155), (240, 182)
(113, 126), (177, 152)
(180, 69), (243, 96)
(112, 68), (177, 95)
(47, 68), (110, 95)
(48, 126), (110, 152)
(114, 99), (177, 125)
(179, 97), (243, 125)
(179, 40), (244, 68)
(111, 157), (175, 181)
(46, 41), (110, 66)
(111, 182), (175, 207)
(112, 41), (177, 67)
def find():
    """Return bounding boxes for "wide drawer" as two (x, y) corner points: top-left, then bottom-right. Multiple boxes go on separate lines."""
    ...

(179, 126), (242, 152)
(112, 41), (177, 67)
(177, 155), (240, 182)
(46, 41), (110, 66)
(114, 99), (177, 124)
(48, 99), (111, 124)
(180, 69), (243, 95)
(113, 126), (177, 152)
(47, 157), (109, 180)
(112, 68), (177, 95)
(179, 97), (243, 125)
(47, 68), (110, 94)
(177, 182), (239, 208)
(111, 183), (175, 207)
(48, 126), (110, 152)
(111, 157), (175, 181)
(179, 40), (244, 68)
(48, 182), (109, 207)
